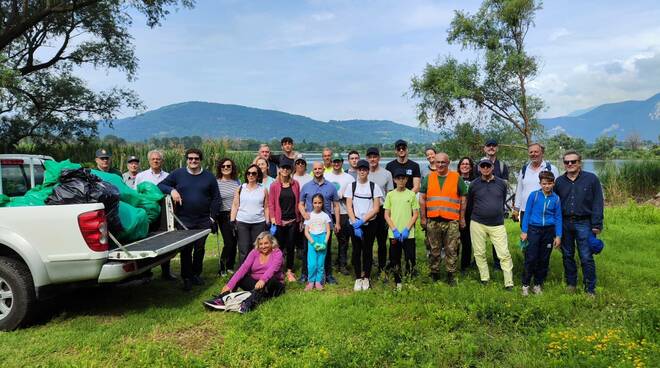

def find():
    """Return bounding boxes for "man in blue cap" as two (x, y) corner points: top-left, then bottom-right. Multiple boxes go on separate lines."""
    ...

(554, 150), (604, 296)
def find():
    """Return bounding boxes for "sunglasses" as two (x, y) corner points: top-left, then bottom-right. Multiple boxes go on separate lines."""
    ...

(485, 144), (497, 148)
(396, 146), (407, 151)
(187, 157), (200, 161)
(479, 164), (493, 168)
(221, 164), (232, 169)
(98, 157), (110, 161)
(246, 171), (258, 176)
(563, 160), (579, 165)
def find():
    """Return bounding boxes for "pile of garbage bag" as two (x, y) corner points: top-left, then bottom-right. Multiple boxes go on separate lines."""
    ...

(0, 159), (164, 243)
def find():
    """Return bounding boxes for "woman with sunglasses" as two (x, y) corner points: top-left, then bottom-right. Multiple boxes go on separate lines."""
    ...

(267, 158), (301, 282)
(215, 158), (241, 276)
(231, 164), (270, 267)
(457, 157), (477, 271)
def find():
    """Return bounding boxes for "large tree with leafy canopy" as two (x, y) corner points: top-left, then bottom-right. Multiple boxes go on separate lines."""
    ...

(410, 0), (544, 146)
(0, 0), (194, 151)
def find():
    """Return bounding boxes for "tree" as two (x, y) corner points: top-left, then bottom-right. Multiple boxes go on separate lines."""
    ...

(590, 135), (617, 159)
(0, 0), (194, 152)
(410, 0), (544, 146)
(624, 132), (642, 151)
(546, 133), (586, 157)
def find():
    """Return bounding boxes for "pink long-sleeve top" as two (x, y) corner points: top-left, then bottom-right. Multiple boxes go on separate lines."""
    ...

(226, 248), (284, 290)
(268, 179), (301, 225)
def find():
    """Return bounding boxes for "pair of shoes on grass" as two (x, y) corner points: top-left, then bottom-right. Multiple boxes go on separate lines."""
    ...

(353, 278), (370, 291)
(304, 282), (323, 291)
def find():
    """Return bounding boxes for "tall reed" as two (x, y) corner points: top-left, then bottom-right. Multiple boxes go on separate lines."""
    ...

(598, 160), (660, 203)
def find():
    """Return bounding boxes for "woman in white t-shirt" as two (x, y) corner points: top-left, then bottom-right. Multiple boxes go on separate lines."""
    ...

(231, 164), (269, 267)
(346, 160), (383, 291)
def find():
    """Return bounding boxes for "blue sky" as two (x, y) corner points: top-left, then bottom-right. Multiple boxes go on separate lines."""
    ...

(85, 0), (660, 126)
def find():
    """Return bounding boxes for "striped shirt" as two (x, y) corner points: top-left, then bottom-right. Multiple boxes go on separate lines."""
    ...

(217, 178), (240, 212)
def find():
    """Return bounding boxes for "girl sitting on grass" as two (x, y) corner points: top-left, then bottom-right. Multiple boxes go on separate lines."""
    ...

(520, 171), (562, 296)
(304, 193), (332, 291)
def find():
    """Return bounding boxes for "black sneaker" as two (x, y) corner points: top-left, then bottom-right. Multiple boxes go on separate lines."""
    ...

(182, 278), (193, 291)
(191, 275), (205, 286)
(298, 274), (308, 283)
(325, 274), (338, 285)
(430, 273), (440, 282)
(447, 272), (457, 287)
(503, 286), (514, 291)
(162, 271), (178, 281)
(480, 280), (489, 286)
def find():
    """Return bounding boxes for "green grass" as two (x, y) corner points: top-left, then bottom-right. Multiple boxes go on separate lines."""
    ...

(598, 160), (660, 203)
(1, 204), (659, 367)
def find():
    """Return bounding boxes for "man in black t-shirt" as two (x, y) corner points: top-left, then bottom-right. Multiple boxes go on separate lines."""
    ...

(385, 139), (421, 193)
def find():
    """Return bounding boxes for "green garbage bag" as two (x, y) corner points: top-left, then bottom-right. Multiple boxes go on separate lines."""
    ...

(91, 170), (163, 223)
(136, 182), (164, 222)
(0, 194), (9, 207)
(5, 185), (54, 207)
(116, 202), (149, 242)
(43, 159), (81, 186)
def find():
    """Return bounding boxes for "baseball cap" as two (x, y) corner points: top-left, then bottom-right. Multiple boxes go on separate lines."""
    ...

(485, 139), (498, 146)
(356, 159), (369, 169)
(331, 152), (343, 162)
(95, 149), (111, 158)
(366, 147), (380, 156)
(478, 158), (493, 167)
(393, 168), (408, 178)
(279, 157), (294, 168)
(294, 153), (306, 164)
(588, 234), (604, 254)
(281, 136), (293, 144)
(394, 139), (408, 148)
(127, 155), (139, 163)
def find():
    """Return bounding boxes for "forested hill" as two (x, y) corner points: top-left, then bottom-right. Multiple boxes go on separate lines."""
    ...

(101, 101), (434, 144)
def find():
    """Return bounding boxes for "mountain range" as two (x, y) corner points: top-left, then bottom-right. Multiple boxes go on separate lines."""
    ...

(100, 102), (434, 144)
(101, 93), (660, 143)
(540, 93), (660, 141)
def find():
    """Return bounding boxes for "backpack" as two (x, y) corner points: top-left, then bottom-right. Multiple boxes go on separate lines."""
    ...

(521, 161), (552, 179)
(351, 181), (375, 200)
(222, 291), (253, 313)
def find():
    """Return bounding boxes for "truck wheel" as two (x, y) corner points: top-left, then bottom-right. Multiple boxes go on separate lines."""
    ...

(0, 256), (35, 331)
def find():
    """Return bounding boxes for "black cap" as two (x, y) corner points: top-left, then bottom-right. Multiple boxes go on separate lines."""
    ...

(479, 158), (493, 167)
(366, 147), (380, 156)
(281, 136), (293, 144)
(356, 159), (369, 169)
(95, 149), (111, 158)
(393, 168), (408, 178)
(394, 139), (407, 148)
(279, 157), (294, 168)
(485, 139), (498, 146)
(127, 155), (139, 163)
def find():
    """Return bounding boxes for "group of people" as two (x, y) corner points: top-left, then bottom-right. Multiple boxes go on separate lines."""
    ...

(92, 135), (604, 312)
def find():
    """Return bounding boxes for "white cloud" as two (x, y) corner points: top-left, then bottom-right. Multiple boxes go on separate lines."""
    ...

(601, 124), (621, 135)
(548, 27), (571, 42)
(311, 12), (335, 22)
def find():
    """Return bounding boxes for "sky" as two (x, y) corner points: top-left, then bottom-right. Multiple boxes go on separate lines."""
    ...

(84, 0), (660, 126)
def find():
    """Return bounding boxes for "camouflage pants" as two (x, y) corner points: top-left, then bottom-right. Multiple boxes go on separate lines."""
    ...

(426, 219), (460, 273)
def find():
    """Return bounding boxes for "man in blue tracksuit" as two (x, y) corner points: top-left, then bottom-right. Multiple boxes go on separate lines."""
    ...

(520, 171), (562, 296)
(554, 150), (604, 296)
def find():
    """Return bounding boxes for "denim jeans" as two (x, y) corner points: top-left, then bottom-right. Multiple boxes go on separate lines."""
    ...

(561, 219), (596, 293)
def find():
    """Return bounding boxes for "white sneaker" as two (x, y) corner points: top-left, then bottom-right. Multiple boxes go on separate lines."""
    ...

(354, 279), (362, 292)
(532, 285), (543, 295)
(362, 278), (370, 290)
(521, 285), (530, 296)
(395, 283), (402, 291)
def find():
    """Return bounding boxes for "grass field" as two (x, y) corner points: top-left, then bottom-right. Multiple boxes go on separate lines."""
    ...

(1, 204), (658, 367)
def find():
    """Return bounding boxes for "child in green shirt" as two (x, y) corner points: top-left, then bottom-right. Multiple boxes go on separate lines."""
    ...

(383, 169), (420, 290)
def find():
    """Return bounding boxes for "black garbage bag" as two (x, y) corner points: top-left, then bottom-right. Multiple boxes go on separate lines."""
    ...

(46, 168), (123, 234)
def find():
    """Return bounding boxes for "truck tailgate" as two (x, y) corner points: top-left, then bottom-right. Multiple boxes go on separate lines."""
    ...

(108, 229), (210, 260)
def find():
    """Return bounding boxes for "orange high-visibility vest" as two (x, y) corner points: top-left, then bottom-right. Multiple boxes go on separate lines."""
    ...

(426, 171), (461, 220)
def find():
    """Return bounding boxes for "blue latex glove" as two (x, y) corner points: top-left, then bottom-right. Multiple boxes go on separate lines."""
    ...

(400, 228), (410, 242)
(270, 224), (277, 236)
(354, 227), (363, 239)
(392, 228), (401, 240)
(352, 218), (365, 229)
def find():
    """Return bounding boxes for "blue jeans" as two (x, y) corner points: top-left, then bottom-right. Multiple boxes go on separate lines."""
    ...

(307, 233), (327, 283)
(561, 220), (596, 293)
(522, 225), (554, 286)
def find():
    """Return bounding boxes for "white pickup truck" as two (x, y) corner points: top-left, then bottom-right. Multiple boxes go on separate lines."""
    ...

(0, 185), (210, 331)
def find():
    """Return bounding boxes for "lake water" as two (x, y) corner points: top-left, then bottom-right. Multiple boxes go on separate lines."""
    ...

(298, 153), (622, 176)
